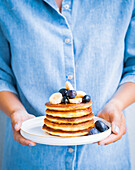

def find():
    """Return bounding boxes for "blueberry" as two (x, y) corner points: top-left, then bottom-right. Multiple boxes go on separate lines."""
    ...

(88, 128), (100, 135)
(95, 120), (109, 132)
(67, 90), (77, 99)
(82, 95), (91, 103)
(61, 96), (69, 104)
(59, 88), (68, 96)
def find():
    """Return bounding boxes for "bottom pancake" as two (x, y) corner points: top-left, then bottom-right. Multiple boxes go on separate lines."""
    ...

(42, 124), (93, 137)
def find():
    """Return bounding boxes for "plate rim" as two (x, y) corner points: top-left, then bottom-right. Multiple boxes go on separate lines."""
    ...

(20, 116), (111, 145)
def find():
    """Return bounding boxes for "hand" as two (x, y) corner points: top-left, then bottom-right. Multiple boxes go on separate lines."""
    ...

(97, 101), (126, 145)
(10, 109), (37, 146)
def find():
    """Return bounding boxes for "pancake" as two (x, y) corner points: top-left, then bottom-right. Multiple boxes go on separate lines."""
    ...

(44, 93), (94, 137)
(46, 107), (92, 118)
(42, 124), (93, 137)
(46, 112), (94, 124)
(45, 101), (92, 111)
(44, 118), (95, 131)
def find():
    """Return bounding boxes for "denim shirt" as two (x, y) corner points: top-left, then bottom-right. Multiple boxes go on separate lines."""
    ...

(0, 0), (135, 170)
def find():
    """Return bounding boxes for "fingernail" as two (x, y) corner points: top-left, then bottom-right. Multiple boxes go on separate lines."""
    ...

(29, 144), (33, 146)
(114, 125), (119, 134)
(14, 124), (18, 129)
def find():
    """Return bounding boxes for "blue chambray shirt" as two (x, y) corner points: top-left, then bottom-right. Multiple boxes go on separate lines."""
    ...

(0, 0), (135, 169)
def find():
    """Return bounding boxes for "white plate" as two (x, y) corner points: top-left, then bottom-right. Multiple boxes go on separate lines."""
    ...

(20, 116), (111, 146)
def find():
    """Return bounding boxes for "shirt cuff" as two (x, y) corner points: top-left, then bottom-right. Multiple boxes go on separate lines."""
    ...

(0, 79), (18, 95)
(119, 74), (135, 86)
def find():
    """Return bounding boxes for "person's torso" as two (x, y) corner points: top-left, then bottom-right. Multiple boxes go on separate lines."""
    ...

(0, 0), (134, 115)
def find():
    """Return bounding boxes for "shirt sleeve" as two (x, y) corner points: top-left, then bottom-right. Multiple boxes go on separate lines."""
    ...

(120, 4), (135, 86)
(0, 26), (18, 94)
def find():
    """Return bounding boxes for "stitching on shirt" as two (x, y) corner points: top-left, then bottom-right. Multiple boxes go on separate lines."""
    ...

(72, 145), (77, 170)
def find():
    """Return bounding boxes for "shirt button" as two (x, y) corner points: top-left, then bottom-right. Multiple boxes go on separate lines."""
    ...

(68, 75), (73, 80)
(64, 4), (70, 10)
(68, 148), (73, 153)
(65, 38), (70, 44)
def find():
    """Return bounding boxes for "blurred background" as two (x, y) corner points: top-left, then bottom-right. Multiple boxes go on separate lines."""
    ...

(0, 104), (135, 170)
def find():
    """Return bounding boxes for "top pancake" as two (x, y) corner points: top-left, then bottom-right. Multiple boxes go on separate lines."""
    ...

(45, 101), (92, 111)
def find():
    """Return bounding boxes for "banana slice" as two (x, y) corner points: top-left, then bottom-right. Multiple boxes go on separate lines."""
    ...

(65, 81), (74, 90)
(69, 98), (82, 104)
(49, 92), (62, 104)
(76, 91), (86, 98)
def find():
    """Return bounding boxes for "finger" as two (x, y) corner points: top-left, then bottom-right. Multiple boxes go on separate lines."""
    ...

(14, 122), (22, 131)
(97, 112), (111, 123)
(12, 123), (37, 146)
(109, 111), (121, 134)
(98, 120), (126, 145)
(11, 112), (35, 132)
(111, 122), (119, 135)
(14, 114), (35, 131)
(13, 128), (36, 146)
(98, 133), (122, 145)
(97, 111), (102, 117)
(121, 115), (126, 135)
(11, 113), (22, 131)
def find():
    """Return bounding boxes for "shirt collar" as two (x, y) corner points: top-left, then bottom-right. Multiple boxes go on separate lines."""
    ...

(42, 0), (58, 11)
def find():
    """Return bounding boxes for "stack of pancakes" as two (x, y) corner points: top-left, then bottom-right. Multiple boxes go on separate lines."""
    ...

(42, 101), (95, 137)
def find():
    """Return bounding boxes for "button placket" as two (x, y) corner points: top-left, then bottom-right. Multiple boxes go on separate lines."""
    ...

(67, 75), (73, 80)
(60, 0), (76, 88)
(64, 4), (70, 10)
(65, 146), (75, 169)
(63, 32), (76, 88)
(62, 26), (75, 86)
(64, 43), (75, 87)
(65, 38), (70, 44)
(61, 0), (72, 26)
(62, 0), (71, 11)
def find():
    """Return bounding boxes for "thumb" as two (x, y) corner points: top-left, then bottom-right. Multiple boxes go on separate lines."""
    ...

(14, 121), (22, 131)
(111, 112), (121, 135)
(97, 108), (120, 135)
(111, 110), (121, 135)
(97, 110), (102, 117)
(97, 111), (107, 121)
(11, 113), (22, 132)
(111, 122), (120, 135)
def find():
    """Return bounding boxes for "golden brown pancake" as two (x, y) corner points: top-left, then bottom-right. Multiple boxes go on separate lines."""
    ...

(46, 112), (94, 124)
(46, 107), (92, 118)
(44, 118), (95, 131)
(42, 124), (93, 137)
(45, 101), (92, 111)
(43, 100), (94, 137)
